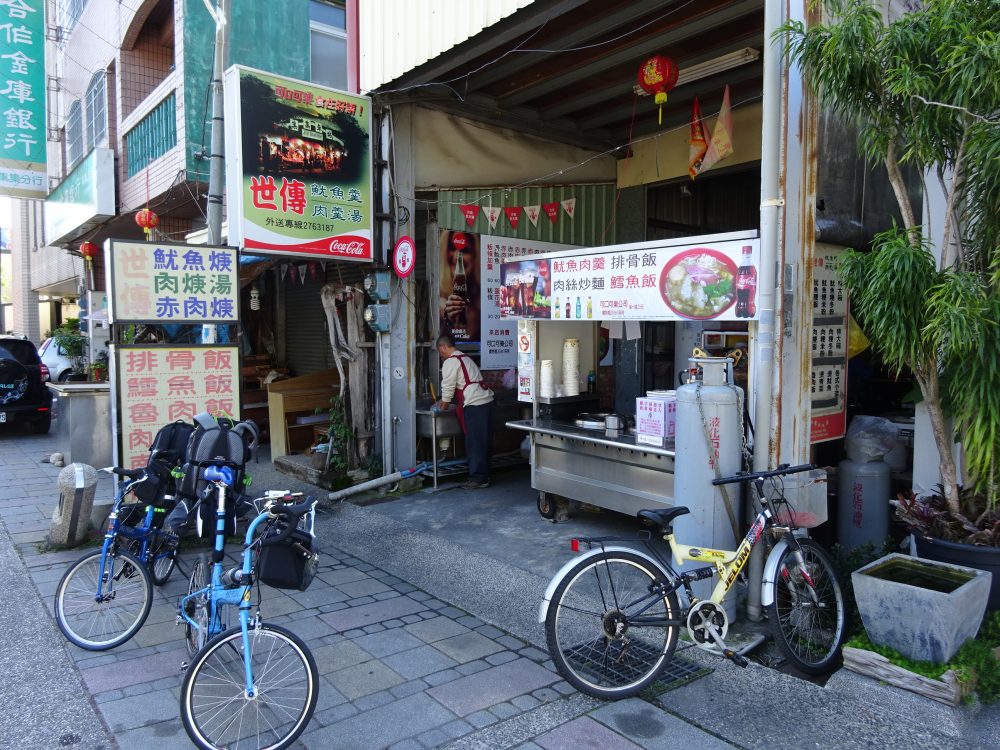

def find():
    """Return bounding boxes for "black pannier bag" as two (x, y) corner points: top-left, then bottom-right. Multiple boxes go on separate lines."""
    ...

(256, 517), (319, 591)
(131, 420), (195, 508)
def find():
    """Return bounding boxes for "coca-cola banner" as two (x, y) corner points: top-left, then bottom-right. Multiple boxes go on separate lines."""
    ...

(439, 231), (481, 345)
(501, 237), (761, 322)
(224, 66), (372, 261)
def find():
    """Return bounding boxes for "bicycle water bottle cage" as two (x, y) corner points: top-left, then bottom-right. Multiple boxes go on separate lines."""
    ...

(204, 465), (235, 486)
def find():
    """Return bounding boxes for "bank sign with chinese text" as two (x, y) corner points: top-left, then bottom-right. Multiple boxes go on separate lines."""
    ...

(113, 346), (241, 469)
(106, 240), (239, 324)
(0, 0), (45, 199)
(224, 65), (372, 261)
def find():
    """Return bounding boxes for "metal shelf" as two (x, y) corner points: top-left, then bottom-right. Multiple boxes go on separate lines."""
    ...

(536, 393), (600, 405)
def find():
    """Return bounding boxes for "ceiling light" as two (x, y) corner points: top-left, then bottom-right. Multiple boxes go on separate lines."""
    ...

(634, 47), (760, 96)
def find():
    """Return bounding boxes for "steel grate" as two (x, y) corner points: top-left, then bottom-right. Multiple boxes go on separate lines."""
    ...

(563, 638), (709, 692)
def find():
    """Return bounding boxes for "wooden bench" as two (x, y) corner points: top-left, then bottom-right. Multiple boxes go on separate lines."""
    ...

(266, 368), (340, 458)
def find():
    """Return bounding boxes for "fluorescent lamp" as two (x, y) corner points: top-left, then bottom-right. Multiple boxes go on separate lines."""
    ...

(634, 47), (761, 96)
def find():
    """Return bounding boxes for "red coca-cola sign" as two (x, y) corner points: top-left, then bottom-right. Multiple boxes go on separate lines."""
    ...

(452, 233), (468, 250)
(329, 239), (368, 256)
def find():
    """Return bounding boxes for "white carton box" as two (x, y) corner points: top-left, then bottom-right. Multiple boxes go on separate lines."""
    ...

(636, 396), (676, 439)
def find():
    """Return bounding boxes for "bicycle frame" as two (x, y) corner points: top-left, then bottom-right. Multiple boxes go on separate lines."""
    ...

(93, 474), (153, 600)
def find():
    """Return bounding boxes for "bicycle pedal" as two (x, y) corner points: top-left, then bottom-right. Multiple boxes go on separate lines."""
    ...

(180, 661), (189, 672)
(724, 649), (749, 668)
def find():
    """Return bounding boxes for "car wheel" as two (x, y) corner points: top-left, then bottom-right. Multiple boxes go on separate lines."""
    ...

(31, 414), (51, 434)
(57, 370), (72, 382)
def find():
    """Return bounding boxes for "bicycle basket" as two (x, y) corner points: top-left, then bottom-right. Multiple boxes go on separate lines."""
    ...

(256, 523), (319, 591)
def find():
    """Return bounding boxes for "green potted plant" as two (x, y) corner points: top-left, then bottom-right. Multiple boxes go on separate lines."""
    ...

(52, 319), (88, 381)
(780, 0), (1000, 606)
(90, 349), (110, 382)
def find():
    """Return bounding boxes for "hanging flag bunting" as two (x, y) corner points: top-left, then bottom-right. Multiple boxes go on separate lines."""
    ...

(288, 264), (297, 283)
(688, 96), (708, 179)
(543, 202), (560, 223)
(486, 206), (502, 230)
(298, 263), (309, 284)
(560, 198), (577, 219)
(504, 206), (522, 230)
(699, 85), (734, 175)
(459, 204), (481, 227)
(524, 205), (541, 227)
(280, 264), (288, 282)
(309, 262), (320, 280)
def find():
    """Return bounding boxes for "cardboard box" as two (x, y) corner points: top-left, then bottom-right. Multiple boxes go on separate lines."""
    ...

(636, 396), (676, 439)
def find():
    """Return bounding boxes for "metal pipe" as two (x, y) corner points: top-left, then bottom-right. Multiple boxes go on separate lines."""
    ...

(327, 463), (429, 502)
(747, 0), (786, 622)
(203, 0), (227, 245)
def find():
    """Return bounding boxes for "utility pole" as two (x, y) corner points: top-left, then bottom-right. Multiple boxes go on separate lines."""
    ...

(203, 0), (227, 245)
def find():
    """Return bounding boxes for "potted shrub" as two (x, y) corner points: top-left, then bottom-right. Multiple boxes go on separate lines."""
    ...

(780, 0), (1000, 596)
(52, 319), (88, 381)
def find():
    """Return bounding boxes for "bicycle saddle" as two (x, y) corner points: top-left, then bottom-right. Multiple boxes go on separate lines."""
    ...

(637, 507), (690, 529)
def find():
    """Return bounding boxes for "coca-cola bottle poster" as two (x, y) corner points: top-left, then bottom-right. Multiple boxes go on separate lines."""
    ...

(225, 66), (373, 262)
(439, 230), (481, 343)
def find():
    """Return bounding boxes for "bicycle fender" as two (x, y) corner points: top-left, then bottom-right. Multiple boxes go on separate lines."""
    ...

(537, 545), (668, 623)
(761, 538), (792, 608)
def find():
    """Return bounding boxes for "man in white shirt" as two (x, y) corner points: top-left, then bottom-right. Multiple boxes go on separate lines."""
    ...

(435, 334), (495, 489)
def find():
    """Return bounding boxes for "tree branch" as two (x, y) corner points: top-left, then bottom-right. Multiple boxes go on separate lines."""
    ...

(940, 125), (968, 269)
(885, 141), (918, 241)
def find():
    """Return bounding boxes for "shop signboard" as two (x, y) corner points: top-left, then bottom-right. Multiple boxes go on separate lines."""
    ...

(111, 345), (241, 469)
(106, 240), (239, 325)
(810, 245), (849, 443)
(516, 322), (535, 403)
(224, 65), (372, 261)
(0, 0), (45, 199)
(500, 235), (760, 322)
(44, 148), (116, 246)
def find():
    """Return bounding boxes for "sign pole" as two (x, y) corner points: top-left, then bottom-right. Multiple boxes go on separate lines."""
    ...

(204, 0), (228, 245)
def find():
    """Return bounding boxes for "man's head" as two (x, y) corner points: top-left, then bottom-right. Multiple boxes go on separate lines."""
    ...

(436, 334), (455, 358)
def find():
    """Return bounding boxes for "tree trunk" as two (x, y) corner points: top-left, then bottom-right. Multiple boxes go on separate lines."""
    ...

(913, 362), (962, 515)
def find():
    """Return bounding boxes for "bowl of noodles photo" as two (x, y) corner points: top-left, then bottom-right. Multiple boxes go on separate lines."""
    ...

(659, 248), (738, 319)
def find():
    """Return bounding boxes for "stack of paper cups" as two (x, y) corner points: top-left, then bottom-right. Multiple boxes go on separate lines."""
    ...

(562, 339), (580, 396)
(539, 360), (554, 398)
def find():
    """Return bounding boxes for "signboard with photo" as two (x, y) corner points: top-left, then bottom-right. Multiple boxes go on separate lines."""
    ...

(112, 345), (241, 469)
(224, 65), (372, 261)
(107, 240), (239, 325)
(501, 237), (761, 322)
(0, 0), (46, 199)
(810, 246), (849, 443)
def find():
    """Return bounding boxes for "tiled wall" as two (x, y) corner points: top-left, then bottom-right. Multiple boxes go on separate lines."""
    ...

(119, 22), (175, 118)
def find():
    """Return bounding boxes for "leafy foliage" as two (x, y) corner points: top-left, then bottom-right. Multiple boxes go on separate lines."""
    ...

(893, 488), (1000, 546)
(830, 540), (895, 637)
(323, 395), (354, 479)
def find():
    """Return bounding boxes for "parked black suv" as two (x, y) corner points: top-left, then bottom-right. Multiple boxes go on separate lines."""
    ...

(0, 335), (53, 433)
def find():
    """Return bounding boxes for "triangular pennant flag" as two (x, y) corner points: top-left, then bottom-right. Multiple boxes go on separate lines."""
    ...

(459, 204), (481, 227)
(688, 96), (708, 179)
(504, 206), (522, 230)
(298, 263), (308, 285)
(699, 85), (734, 175)
(486, 206), (502, 230)
(525, 204), (541, 227)
(309, 262), (320, 280)
(288, 265), (297, 283)
(280, 264), (288, 282)
(560, 198), (576, 219)
(543, 202), (559, 223)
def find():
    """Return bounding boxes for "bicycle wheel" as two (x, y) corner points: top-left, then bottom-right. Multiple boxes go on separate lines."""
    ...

(768, 538), (846, 675)
(181, 623), (319, 750)
(545, 550), (680, 699)
(184, 556), (210, 658)
(147, 532), (177, 586)
(54, 548), (153, 651)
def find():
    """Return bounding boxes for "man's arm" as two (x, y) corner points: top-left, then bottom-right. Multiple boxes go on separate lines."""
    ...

(439, 357), (459, 405)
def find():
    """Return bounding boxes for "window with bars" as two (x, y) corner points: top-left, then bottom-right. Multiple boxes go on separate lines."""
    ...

(310, 0), (347, 90)
(59, 0), (90, 42)
(124, 92), (176, 177)
(85, 71), (106, 151)
(65, 100), (83, 170)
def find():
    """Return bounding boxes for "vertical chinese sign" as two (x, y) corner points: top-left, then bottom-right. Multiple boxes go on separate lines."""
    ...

(0, 0), (45, 199)
(107, 240), (241, 467)
(224, 65), (372, 261)
(810, 245), (849, 443)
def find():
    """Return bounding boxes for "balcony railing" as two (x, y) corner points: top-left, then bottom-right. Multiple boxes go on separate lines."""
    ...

(124, 92), (177, 177)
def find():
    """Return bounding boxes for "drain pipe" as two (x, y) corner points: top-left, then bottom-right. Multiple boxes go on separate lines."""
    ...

(327, 463), (429, 503)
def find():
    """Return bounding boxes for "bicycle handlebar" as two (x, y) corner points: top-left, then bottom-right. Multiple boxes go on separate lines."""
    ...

(711, 463), (816, 486)
(259, 497), (316, 547)
(110, 467), (146, 480)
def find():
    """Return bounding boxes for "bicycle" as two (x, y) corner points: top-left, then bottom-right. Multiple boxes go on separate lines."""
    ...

(177, 464), (320, 750)
(53, 465), (181, 651)
(541, 463), (846, 700)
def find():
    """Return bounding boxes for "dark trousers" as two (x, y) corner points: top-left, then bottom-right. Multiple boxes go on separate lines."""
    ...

(463, 400), (495, 483)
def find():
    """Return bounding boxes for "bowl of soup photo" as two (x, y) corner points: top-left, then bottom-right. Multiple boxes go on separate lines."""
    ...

(659, 248), (738, 319)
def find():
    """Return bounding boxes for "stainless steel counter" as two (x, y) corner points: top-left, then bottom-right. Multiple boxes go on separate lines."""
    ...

(47, 382), (112, 468)
(507, 418), (675, 516)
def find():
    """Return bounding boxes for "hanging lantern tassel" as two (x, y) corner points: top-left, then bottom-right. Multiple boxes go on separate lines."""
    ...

(79, 241), (99, 291)
(135, 208), (159, 238)
(637, 55), (678, 126)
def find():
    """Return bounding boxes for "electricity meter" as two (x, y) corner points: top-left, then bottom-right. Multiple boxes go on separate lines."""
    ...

(364, 303), (391, 333)
(363, 269), (391, 301)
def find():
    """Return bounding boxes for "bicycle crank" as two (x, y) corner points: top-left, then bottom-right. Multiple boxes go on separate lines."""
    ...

(686, 602), (746, 667)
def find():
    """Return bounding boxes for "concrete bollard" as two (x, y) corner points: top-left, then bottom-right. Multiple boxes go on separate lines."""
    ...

(51, 463), (99, 547)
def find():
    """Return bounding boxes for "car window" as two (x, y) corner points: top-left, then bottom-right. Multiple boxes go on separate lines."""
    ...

(0, 341), (40, 365)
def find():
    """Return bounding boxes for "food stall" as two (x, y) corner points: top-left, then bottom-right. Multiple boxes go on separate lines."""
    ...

(503, 230), (759, 522)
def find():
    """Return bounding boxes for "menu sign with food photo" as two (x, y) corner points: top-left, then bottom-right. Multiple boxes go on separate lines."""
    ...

(501, 237), (760, 322)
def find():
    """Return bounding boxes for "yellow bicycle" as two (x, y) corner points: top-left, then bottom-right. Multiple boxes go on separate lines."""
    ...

(541, 463), (846, 699)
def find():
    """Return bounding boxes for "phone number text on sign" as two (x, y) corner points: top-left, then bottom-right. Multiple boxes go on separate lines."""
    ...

(116, 346), (241, 469)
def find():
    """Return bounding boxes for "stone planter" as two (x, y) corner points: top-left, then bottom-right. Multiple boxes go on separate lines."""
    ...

(852, 553), (992, 663)
(914, 534), (1000, 611)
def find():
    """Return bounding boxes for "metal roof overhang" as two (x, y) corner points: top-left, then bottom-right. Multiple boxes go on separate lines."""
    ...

(371, 0), (765, 155)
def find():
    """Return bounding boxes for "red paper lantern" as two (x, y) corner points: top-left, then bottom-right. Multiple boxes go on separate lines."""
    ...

(79, 241), (99, 260)
(637, 55), (679, 125)
(135, 208), (159, 236)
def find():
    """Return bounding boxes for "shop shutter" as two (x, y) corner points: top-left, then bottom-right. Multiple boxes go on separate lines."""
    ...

(284, 276), (332, 376)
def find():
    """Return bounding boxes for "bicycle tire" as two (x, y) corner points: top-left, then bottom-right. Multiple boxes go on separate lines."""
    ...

(180, 623), (319, 750)
(184, 556), (210, 657)
(767, 538), (846, 675)
(147, 532), (177, 586)
(54, 548), (153, 651)
(545, 550), (680, 699)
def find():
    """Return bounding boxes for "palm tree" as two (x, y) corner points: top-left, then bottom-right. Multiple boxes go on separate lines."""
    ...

(779, 0), (1000, 519)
